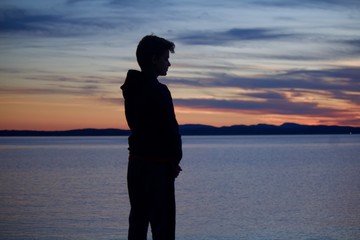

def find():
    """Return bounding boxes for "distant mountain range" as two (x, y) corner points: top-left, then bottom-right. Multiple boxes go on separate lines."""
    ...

(0, 123), (358, 136)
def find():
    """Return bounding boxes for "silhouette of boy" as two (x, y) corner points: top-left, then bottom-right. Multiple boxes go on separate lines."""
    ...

(121, 35), (182, 240)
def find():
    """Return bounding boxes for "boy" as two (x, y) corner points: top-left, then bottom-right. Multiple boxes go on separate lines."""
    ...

(121, 35), (182, 240)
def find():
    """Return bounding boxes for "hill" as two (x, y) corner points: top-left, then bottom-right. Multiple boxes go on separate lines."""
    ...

(0, 123), (358, 136)
(179, 123), (358, 135)
(0, 128), (130, 137)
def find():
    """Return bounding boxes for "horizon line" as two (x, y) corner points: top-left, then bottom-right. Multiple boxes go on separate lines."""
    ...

(1, 122), (359, 132)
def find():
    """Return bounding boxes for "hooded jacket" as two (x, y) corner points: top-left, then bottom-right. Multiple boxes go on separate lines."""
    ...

(121, 70), (182, 164)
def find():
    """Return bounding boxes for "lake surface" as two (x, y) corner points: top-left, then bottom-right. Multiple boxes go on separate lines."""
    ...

(0, 135), (359, 240)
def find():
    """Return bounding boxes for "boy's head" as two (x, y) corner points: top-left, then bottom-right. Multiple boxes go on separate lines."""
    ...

(136, 35), (175, 76)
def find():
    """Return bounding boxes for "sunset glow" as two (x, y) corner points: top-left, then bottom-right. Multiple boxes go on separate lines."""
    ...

(0, 0), (359, 130)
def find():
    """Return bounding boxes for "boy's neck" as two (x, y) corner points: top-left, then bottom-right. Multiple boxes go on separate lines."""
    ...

(142, 69), (158, 79)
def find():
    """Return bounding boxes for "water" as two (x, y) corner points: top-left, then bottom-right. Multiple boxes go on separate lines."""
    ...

(0, 135), (359, 240)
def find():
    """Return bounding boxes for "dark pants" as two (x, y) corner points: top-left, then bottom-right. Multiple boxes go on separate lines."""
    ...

(127, 159), (176, 240)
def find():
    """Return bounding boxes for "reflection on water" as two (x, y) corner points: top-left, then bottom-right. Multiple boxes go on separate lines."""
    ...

(0, 135), (359, 240)
(1, 137), (129, 240)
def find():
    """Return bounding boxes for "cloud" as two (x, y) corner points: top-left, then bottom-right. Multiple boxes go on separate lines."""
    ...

(0, 7), (115, 37)
(243, 91), (285, 100)
(0, 8), (61, 32)
(0, 86), (96, 96)
(343, 39), (360, 54)
(277, 68), (360, 92)
(174, 97), (344, 116)
(171, 67), (360, 93)
(66, 0), (92, 4)
(98, 96), (123, 105)
(0, 74), (120, 97)
(176, 28), (292, 46)
(169, 67), (360, 117)
(25, 74), (120, 85)
(108, 0), (162, 7)
(251, 0), (360, 9)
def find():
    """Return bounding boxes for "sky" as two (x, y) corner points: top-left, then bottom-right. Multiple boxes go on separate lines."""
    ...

(0, 0), (359, 130)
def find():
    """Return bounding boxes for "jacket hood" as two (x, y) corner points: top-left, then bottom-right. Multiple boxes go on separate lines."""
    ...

(120, 70), (142, 92)
(121, 70), (159, 94)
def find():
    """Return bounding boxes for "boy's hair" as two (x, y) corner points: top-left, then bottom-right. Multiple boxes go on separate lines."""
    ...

(136, 35), (175, 70)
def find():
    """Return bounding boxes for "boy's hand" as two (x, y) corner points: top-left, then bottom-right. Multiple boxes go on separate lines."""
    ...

(174, 165), (182, 178)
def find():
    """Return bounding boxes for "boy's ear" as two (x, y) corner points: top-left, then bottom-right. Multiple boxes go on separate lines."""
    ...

(151, 55), (158, 64)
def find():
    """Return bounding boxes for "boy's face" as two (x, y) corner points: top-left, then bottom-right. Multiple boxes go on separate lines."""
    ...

(153, 50), (171, 76)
